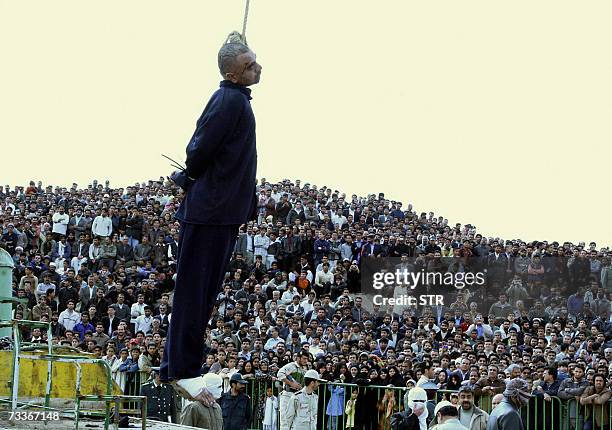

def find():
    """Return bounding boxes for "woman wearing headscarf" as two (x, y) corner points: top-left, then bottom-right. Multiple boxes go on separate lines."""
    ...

(436, 370), (448, 390)
(325, 375), (346, 430)
(353, 365), (381, 430)
(378, 368), (390, 387)
(345, 365), (359, 384)
(387, 366), (404, 387)
(446, 373), (462, 391)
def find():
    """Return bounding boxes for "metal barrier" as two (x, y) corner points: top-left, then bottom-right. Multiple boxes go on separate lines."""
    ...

(244, 376), (278, 430)
(439, 387), (612, 430)
(0, 315), (146, 430)
(128, 374), (612, 430)
(318, 382), (407, 430)
(122, 370), (150, 412)
(315, 384), (612, 430)
(565, 399), (612, 430)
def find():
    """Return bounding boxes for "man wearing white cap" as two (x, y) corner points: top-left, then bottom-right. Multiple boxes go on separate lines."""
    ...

(431, 401), (469, 430)
(285, 369), (326, 430)
(391, 386), (429, 430)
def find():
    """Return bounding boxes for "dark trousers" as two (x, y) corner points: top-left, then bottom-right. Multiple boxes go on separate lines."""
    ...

(160, 222), (239, 381)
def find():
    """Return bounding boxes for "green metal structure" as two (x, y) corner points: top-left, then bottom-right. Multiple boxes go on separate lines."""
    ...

(0, 248), (15, 338)
(0, 248), (148, 429)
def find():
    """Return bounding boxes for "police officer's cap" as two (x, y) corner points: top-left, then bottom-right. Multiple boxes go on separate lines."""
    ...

(230, 373), (248, 385)
(304, 369), (327, 382)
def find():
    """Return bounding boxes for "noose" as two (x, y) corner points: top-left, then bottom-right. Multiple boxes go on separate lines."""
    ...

(225, 0), (251, 46)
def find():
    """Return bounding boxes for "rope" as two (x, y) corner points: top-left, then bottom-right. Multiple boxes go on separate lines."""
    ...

(241, 0), (250, 45)
(223, 0), (250, 46)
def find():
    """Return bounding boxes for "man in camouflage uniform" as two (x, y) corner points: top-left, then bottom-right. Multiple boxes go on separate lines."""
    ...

(286, 370), (326, 430)
(276, 350), (310, 430)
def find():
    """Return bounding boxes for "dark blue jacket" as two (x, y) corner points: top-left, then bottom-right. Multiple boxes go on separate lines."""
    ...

(219, 391), (251, 430)
(118, 357), (139, 373)
(175, 80), (257, 225)
(313, 238), (330, 260)
(73, 322), (94, 341)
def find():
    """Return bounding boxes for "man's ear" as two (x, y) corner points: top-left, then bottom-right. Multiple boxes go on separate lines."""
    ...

(224, 72), (239, 84)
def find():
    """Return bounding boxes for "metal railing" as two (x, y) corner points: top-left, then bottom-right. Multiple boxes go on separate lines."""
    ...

(129, 375), (612, 430)
(0, 314), (146, 430)
(121, 370), (151, 412)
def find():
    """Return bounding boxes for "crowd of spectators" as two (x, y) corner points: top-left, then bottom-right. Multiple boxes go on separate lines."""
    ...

(1, 177), (612, 428)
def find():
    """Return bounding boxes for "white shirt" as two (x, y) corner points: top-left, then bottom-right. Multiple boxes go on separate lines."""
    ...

(254, 234), (270, 256)
(57, 241), (68, 257)
(246, 234), (254, 253)
(263, 396), (278, 426)
(264, 337), (283, 351)
(92, 216), (113, 237)
(281, 289), (297, 304)
(315, 270), (334, 286)
(134, 315), (153, 334)
(301, 300), (315, 316)
(52, 213), (69, 235)
(332, 213), (348, 228)
(82, 285), (96, 302)
(130, 302), (146, 323)
(58, 309), (81, 331)
(106, 316), (116, 336)
(76, 241), (88, 258)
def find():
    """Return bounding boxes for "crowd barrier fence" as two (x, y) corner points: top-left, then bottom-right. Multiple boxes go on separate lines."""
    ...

(125, 372), (612, 430)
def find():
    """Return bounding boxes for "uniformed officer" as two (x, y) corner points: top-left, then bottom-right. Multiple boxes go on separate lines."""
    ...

(219, 373), (252, 430)
(285, 369), (326, 430)
(139, 368), (177, 422)
(277, 350), (310, 430)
